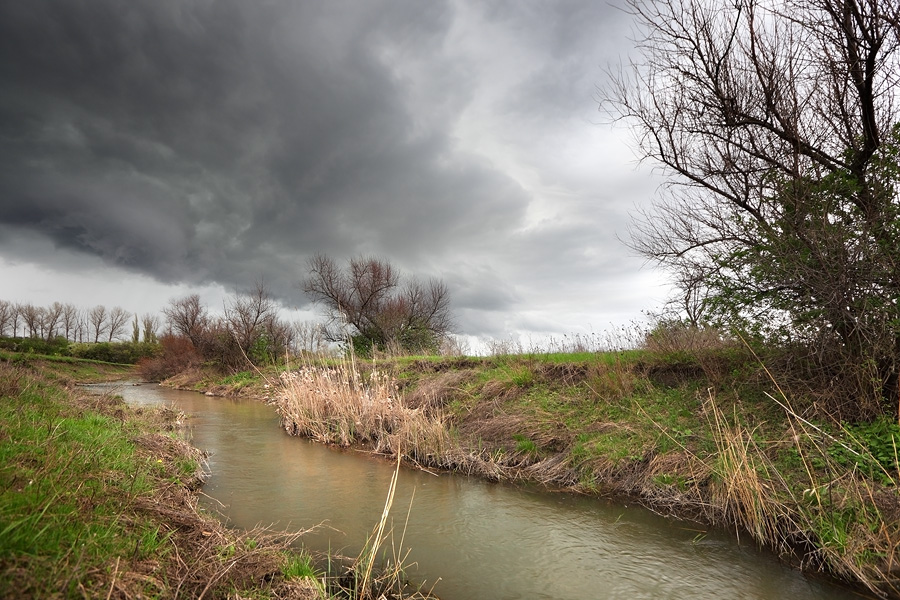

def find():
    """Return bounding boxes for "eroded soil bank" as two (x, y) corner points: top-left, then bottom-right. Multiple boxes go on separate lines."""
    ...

(255, 353), (899, 599)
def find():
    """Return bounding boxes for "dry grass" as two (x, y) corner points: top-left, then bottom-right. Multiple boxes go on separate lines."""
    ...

(704, 390), (796, 547)
(403, 370), (475, 412)
(696, 385), (900, 598)
(276, 357), (519, 481)
(276, 358), (450, 466)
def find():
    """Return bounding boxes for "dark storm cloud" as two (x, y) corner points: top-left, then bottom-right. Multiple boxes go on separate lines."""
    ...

(0, 0), (658, 339)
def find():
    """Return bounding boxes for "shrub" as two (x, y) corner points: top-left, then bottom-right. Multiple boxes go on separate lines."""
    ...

(69, 342), (159, 364)
(138, 335), (201, 381)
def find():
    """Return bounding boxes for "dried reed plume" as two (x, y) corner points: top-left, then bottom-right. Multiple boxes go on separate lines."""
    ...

(276, 357), (449, 465)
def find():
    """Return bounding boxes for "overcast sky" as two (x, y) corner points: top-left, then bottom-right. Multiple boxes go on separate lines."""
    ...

(0, 0), (670, 351)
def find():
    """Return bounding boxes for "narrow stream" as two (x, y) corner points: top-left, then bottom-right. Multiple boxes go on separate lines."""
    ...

(92, 381), (863, 600)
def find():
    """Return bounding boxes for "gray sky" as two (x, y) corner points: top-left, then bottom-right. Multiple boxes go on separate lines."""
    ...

(0, 0), (669, 351)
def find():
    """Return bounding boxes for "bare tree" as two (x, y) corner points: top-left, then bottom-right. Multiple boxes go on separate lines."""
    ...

(10, 303), (21, 338)
(264, 315), (294, 360)
(61, 303), (79, 341)
(89, 305), (108, 343)
(163, 295), (208, 347)
(292, 320), (328, 354)
(43, 302), (63, 341)
(74, 308), (89, 343)
(105, 307), (130, 342)
(303, 254), (454, 355)
(603, 0), (900, 417)
(21, 304), (42, 338)
(224, 281), (278, 355)
(0, 300), (12, 337)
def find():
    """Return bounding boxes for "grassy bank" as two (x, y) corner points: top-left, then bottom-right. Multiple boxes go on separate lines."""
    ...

(273, 348), (900, 598)
(0, 354), (438, 599)
(0, 355), (325, 598)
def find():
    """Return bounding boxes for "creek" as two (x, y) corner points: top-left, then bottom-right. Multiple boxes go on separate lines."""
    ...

(89, 381), (862, 600)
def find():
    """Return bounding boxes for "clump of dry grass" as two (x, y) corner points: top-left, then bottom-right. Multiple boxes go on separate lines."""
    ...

(276, 357), (520, 481)
(276, 357), (450, 465)
(704, 390), (795, 547)
(766, 390), (900, 597)
(403, 370), (474, 412)
(697, 384), (900, 598)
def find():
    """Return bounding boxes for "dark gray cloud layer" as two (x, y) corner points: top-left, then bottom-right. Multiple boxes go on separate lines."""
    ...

(0, 0), (664, 341)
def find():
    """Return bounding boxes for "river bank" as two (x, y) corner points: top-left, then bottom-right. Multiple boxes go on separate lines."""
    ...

(13, 348), (877, 598)
(163, 349), (900, 598)
(0, 354), (410, 599)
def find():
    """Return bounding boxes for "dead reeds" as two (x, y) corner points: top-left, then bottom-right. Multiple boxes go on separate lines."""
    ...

(700, 384), (900, 598)
(704, 389), (795, 548)
(276, 357), (450, 466)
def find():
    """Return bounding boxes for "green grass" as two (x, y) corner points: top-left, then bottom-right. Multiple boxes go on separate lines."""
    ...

(0, 369), (163, 596)
(282, 554), (320, 580)
(513, 434), (539, 456)
(0, 356), (332, 599)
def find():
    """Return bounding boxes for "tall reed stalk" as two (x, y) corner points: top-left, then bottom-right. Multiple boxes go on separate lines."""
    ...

(357, 450), (401, 598)
(704, 380), (900, 597)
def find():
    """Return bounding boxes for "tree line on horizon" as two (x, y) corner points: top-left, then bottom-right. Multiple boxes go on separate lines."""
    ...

(1, 255), (459, 373)
(0, 300), (140, 344)
(0, 286), (330, 372)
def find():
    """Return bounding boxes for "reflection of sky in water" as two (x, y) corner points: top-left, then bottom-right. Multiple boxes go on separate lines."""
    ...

(89, 382), (861, 600)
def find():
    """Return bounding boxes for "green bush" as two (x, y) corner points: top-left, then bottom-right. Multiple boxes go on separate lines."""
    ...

(828, 417), (900, 484)
(0, 336), (70, 356)
(69, 342), (160, 364)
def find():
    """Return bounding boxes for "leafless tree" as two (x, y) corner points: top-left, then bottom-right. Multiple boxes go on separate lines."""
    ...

(43, 302), (63, 340)
(10, 303), (22, 338)
(74, 308), (89, 343)
(292, 320), (328, 354)
(163, 294), (208, 347)
(224, 281), (278, 354)
(264, 317), (294, 360)
(89, 305), (107, 343)
(0, 300), (12, 337)
(303, 254), (454, 355)
(105, 307), (130, 342)
(21, 303), (43, 338)
(61, 303), (79, 341)
(603, 0), (900, 417)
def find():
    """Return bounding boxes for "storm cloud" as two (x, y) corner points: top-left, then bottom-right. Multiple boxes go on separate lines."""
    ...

(0, 0), (667, 344)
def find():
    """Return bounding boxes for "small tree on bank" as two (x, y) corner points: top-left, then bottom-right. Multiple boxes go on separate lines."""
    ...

(302, 254), (454, 356)
(603, 0), (900, 419)
(161, 287), (293, 372)
(163, 295), (208, 347)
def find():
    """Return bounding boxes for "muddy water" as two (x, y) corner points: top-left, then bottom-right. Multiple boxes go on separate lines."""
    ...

(94, 382), (862, 600)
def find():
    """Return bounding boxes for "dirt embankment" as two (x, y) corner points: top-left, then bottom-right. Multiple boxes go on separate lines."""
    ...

(271, 355), (898, 599)
(152, 354), (897, 598)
